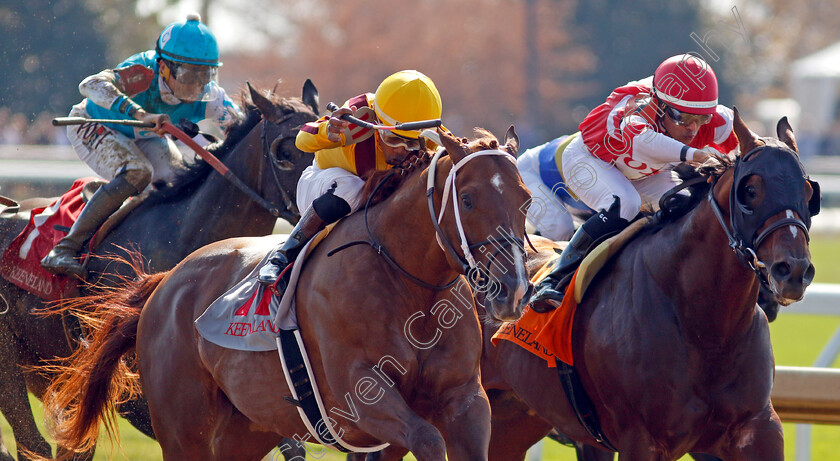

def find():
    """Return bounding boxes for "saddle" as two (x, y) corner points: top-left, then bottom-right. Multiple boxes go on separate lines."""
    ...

(0, 178), (146, 300)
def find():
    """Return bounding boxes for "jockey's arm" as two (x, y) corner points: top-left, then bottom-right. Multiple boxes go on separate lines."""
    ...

(630, 127), (707, 164)
(78, 70), (125, 112)
(199, 88), (244, 142)
(80, 69), (168, 135)
(296, 116), (344, 153)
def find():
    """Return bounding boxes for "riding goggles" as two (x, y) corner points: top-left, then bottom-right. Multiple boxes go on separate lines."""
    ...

(379, 130), (422, 151)
(168, 61), (217, 86)
(663, 104), (712, 127)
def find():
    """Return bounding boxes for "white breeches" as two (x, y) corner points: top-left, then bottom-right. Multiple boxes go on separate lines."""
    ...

(295, 159), (366, 213)
(516, 145), (576, 241)
(561, 135), (679, 221)
(66, 103), (184, 187)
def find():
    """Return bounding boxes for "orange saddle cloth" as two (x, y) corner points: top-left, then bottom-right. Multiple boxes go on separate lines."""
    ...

(492, 216), (652, 367)
(492, 257), (579, 367)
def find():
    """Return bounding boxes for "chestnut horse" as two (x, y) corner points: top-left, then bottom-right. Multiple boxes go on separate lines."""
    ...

(0, 81), (318, 460)
(43, 128), (531, 460)
(481, 112), (818, 460)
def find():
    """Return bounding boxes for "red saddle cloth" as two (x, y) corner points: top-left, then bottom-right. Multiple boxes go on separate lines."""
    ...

(0, 178), (99, 300)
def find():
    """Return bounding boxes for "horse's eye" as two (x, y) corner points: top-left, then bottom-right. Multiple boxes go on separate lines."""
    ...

(461, 193), (474, 210)
(737, 176), (763, 213)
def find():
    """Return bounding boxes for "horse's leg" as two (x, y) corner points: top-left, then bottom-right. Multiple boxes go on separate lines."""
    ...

(486, 390), (553, 461)
(0, 426), (15, 461)
(576, 443), (614, 461)
(277, 438), (307, 460)
(716, 408), (783, 461)
(115, 396), (155, 439)
(343, 387), (446, 461)
(209, 401), (282, 460)
(429, 381), (491, 461)
(344, 446), (410, 461)
(0, 320), (52, 460)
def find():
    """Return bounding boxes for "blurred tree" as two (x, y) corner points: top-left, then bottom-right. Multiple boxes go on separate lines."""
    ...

(567, 0), (719, 126)
(0, 0), (108, 119)
(220, 0), (585, 148)
(0, 0), (159, 122)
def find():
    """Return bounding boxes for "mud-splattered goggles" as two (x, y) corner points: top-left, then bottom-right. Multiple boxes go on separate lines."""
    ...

(379, 130), (421, 151)
(663, 104), (712, 127)
(166, 61), (217, 86)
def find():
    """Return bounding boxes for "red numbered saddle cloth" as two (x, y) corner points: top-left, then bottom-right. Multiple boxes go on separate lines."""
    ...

(0, 178), (100, 300)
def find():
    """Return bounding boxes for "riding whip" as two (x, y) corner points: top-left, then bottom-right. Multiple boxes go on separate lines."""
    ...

(52, 117), (284, 218)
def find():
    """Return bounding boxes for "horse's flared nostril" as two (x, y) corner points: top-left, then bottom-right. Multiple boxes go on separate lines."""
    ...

(804, 263), (816, 286)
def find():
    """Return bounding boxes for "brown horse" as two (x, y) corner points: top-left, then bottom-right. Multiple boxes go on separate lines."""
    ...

(0, 81), (318, 460)
(481, 112), (818, 461)
(43, 128), (531, 460)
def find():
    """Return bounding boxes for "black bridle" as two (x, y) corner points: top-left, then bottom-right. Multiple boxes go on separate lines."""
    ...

(706, 144), (818, 287)
(256, 111), (315, 224)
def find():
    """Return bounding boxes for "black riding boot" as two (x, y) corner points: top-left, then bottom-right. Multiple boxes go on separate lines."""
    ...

(529, 196), (629, 312)
(258, 190), (351, 286)
(41, 174), (139, 278)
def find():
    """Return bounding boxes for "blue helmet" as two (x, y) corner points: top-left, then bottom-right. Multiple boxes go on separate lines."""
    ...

(156, 13), (220, 67)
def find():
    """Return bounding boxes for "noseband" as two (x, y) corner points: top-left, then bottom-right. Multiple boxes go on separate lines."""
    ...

(329, 148), (524, 291)
(426, 148), (525, 289)
(707, 145), (818, 287)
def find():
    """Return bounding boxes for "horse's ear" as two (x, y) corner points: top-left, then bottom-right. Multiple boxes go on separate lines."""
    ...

(302, 79), (320, 115)
(438, 128), (468, 163)
(732, 106), (763, 156)
(503, 125), (519, 157)
(248, 82), (281, 123)
(776, 116), (799, 153)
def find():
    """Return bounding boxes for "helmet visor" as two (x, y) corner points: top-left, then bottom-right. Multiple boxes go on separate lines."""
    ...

(663, 104), (712, 127)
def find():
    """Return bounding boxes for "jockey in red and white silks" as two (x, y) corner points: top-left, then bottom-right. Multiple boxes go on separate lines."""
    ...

(528, 53), (739, 312)
(568, 76), (737, 222)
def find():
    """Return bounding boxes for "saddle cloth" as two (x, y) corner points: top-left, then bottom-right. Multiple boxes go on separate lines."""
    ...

(194, 226), (333, 351)
(0, 178), (103, 300)
(493, 217), (652, 366)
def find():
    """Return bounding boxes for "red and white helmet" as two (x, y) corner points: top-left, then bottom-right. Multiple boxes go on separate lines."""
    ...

(652, 54), (718, 115)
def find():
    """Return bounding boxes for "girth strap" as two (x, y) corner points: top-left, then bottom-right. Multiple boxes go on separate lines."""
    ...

(276, 329), (389, 453)
(555, 358), (617, 452)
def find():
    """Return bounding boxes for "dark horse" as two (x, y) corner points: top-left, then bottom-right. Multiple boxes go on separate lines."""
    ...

(481, 111), (817, 460)
(41, 128), (531, 460)
(0, 81), (319, 460)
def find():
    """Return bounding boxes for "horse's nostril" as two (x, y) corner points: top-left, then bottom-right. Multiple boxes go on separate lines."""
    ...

(804, 263), (816, 285)
(493, 283), (508, 303)
(772, 262), (791, 280)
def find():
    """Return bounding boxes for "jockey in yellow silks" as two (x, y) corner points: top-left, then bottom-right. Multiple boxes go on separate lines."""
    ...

(258, 70), (445, 286)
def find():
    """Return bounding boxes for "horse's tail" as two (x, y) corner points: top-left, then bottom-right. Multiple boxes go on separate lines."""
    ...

(40, 267), (167, 459)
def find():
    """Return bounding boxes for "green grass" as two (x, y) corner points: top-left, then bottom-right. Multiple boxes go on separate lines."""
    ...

(3, 237), (840, 460)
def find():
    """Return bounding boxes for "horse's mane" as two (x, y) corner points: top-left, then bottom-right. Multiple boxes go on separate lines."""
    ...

(143, 90), (303, 205)
(359, 128), (501, 208)
(642, 157), (729, 233)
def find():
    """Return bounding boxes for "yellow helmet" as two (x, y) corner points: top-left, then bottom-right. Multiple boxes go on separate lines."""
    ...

(374, 70), (442, 139)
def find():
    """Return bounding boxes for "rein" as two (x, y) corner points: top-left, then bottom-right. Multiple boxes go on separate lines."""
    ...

(706, 146), (811, 287)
